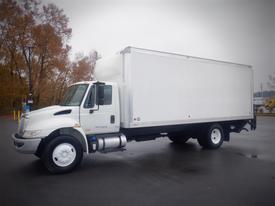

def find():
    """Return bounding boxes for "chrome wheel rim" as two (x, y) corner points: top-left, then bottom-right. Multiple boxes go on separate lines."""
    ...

(52, 143), (76, 167)
(211, 128), (221, 144)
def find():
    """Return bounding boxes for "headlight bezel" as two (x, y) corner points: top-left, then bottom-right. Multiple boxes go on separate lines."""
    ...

(23, 130), (42, 138)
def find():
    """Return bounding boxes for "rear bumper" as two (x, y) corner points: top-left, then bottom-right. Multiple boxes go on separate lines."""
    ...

(12, 133), (41, 154)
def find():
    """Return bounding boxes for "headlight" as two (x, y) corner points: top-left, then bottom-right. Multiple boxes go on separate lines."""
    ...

(23, 130), (41, 138)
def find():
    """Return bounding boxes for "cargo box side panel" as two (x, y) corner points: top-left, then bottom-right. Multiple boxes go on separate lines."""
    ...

(129, 50), (253, 128)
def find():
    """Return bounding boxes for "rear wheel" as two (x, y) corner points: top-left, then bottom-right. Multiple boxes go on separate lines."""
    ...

(42, 135), (83, 174)
(169, 136), (189, 144)
(197, 124), (224, 149)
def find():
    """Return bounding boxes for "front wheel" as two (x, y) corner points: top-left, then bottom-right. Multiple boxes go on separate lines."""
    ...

(197, 124), (224, 149)
(42, 135), (83, 174)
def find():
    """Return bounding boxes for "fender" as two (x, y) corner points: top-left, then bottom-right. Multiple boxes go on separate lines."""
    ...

(70, 127), (89, 154)
(30, 117), (89, 154)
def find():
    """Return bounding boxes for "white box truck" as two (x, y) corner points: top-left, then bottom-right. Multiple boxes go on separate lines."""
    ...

(12, 47), (256, 173)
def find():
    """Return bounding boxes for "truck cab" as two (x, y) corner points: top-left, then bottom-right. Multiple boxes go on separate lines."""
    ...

(13, 81), (125, 173)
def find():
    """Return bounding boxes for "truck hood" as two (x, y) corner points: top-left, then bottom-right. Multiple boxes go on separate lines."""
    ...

(20, 105), (80, 135)
(26, 105), (78, 120)
(28, 105), (62, 116)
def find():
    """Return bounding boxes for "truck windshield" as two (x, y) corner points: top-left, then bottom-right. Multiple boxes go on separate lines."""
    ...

(60, 84), (88, 106)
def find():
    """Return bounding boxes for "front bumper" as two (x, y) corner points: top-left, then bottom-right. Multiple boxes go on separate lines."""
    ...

(12, 133), (41, 154)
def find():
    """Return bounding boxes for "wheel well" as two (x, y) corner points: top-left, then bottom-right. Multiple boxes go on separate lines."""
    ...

(35, 128), (87, 157)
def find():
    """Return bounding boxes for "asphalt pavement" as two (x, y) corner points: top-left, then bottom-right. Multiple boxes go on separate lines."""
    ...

(0, 116), (275, 206)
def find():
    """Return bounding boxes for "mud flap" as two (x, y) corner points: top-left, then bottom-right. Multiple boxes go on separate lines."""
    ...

(250, 114), (257, 130)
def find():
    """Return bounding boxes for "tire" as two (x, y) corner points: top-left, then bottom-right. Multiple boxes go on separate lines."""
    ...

(169, 136), (189, 144)
(197, 124), (224, 149)
(41, 135), (83, 174)
(197, 135), (207, 148)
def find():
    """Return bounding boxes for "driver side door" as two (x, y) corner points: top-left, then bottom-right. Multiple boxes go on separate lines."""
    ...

(80, 84), (117, 135)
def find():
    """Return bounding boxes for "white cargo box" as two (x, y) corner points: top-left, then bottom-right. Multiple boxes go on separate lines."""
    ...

(94, 47), (253, 128)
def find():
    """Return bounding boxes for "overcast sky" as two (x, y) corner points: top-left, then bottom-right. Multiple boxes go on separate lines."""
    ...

(43, 0), (275, 91)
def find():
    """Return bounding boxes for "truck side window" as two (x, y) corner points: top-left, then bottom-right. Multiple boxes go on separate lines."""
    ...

(84, 85), (95, 108)
(103, 85), (112, 105)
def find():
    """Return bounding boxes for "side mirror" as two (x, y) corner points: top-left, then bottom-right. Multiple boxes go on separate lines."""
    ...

(97, 85), (105, 105)
(95, 82), (105, 105)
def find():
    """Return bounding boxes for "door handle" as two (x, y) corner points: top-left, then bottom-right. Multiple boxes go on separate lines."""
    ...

(110, 115), (115, 124)
(89, 109), (94, 114)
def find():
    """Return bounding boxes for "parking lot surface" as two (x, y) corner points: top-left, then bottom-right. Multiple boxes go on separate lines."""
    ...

(0, 116), (275, 206)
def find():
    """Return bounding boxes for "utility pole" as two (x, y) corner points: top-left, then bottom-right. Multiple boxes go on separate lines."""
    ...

(24, 45), (34, 111)
(27, 45), (33, 97)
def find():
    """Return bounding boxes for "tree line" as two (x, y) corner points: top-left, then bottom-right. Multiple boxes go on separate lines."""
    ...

(0, 0), (97, 114)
